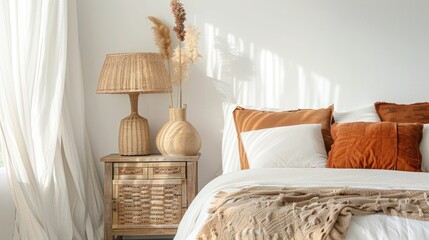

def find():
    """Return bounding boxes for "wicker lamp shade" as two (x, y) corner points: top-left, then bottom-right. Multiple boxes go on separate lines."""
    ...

(97, 52), (171, 156)
(97, 52), (171, 94)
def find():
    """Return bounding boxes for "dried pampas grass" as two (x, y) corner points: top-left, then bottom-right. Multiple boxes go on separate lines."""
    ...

(171, 47), (191, 85)
(170, 0), (186, 41)
(171, 25), (202, 85)
(147, 1), (201, 108)
(148, 16), (174, 106)
(147, 16), (173, 59)
(183, 25), (201, 64)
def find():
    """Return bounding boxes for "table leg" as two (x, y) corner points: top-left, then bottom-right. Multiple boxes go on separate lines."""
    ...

(104, 162), (113, 240)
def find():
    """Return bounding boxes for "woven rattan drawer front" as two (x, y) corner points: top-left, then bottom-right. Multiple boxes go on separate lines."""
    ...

(112, 179), (187, 229)
(148, 162), (186, 179)
(114, 163), (148, 180)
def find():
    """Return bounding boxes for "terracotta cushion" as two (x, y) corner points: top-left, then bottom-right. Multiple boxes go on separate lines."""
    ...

(375, 102), (429, 123)
(327, 122), (423, 171)
(233, 106), (334, 170)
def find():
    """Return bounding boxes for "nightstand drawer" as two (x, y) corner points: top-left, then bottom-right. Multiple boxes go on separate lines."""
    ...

(148, 162), (186, 179)
(112, 179), (187, 229)
(114, 163), (148, 179)
(114, 162), (186, 180)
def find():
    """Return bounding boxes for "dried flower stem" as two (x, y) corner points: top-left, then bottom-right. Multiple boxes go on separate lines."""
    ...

(167, 60), (173, 107)
(147, 1), (202, 109)
(147, 16), (173, 59)
(171, 0), (186, 108)
(183, 25), (201, 64)
(179, 42), (183, 107)
(171, 0), (186, 41)
(147, 16), (174, 106)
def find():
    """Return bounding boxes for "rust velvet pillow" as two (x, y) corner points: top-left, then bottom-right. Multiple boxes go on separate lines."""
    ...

(327, 122), (423, 171)
(375, 102), (429, 123)
(233, 106), (334, 169)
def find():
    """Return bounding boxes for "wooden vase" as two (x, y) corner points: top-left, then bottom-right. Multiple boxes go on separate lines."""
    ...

(156, 107), (201, 156)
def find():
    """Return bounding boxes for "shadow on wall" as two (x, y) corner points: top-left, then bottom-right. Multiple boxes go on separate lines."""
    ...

(204, 22), (340, 109)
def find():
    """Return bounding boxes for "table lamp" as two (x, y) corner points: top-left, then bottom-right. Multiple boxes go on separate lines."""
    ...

(97, 52), (171, 155)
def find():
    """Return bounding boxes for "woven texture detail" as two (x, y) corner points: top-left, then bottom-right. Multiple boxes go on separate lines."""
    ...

(154, 167), (182, 175)
(113, 162), (187, 180)
(97, 52), (171, 94)
(115, 167), (145, 176)
(116, 183), (182, 226)
(119, 112), (150, 155)
(198, 186), (429, 240)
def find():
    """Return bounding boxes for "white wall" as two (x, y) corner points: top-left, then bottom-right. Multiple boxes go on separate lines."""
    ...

(76, 0), (429, 189)
(0, 170), (14, 240)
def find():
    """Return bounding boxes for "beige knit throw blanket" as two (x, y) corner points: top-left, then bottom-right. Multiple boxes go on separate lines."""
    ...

(197, 186), (429, 240)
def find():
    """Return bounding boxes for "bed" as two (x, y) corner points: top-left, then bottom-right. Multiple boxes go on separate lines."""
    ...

(175, 102), (429, 240)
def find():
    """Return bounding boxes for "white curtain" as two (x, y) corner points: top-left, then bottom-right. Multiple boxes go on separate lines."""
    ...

(0, 0), (104, 239)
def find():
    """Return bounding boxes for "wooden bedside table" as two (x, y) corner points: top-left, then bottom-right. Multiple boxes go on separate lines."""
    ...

(101, 154), (199, 240)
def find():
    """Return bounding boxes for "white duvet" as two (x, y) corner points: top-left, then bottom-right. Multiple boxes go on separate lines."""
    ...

(175, 168), (429, 240)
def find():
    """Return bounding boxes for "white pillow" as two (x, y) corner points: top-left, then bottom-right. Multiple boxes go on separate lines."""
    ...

(420, 124), (429, 172)
(334, 105), (380, 123)
(240, 124), (327, 169)
(222, 102), (283, 174)
(222, 103), (380, 174)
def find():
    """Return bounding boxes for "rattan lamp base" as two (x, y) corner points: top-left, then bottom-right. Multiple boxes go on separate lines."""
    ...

(118, 93), (150, 156)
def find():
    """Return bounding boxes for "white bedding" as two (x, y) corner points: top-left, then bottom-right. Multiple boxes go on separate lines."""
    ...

(175, 168), (429, 240)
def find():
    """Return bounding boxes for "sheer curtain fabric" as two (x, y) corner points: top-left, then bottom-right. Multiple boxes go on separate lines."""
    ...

(0, 0), (103, 239)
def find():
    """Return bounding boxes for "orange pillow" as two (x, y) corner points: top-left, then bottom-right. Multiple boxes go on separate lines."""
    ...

(375, 102), (429, 123)
(327, 122), (423, 171)
(233, 106), (334, 169)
